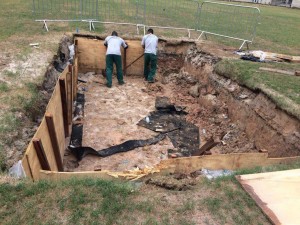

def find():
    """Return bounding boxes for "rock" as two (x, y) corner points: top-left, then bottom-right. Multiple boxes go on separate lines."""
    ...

(189, 84), (200, 98)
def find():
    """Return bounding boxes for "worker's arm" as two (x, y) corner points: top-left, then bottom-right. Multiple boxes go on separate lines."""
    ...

(122, 40), (128, 49)
(104, 37), (108, 47)
(141, 36), (145, 49)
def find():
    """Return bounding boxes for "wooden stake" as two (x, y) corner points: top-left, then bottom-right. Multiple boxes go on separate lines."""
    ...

(25, 154), (34, 181)
(73, 58), (79, 100)
(32, 138), (51, 171)
(66, 72), (73, 125)
(68, 64), (74, 102)
(45, 113), (64, 172)
(59, 78), (69, 137)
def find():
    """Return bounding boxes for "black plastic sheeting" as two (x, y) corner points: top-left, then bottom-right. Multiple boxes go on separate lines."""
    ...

(138, 97), (200, 156)
(70, 133), (166, 161)
(69, 93), (85, 147)
(69, 96), (199, 161)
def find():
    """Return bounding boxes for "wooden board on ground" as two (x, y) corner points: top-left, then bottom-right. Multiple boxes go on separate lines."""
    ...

(237, 169), (300, 225)
(37, 153), (300, 181)
(157, 153), (300, 174)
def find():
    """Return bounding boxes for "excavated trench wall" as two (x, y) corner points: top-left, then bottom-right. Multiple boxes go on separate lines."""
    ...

(181, 47), (300, 158)
(21, 34), (300, 181)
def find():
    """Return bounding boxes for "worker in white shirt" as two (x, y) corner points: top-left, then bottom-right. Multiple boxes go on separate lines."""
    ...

(141, 28), (158, 83)
(104, 31), (128, 88)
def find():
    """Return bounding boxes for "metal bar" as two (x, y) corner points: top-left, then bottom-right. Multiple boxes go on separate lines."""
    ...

(197, 30), (252, 42)
(43, 20), (49, 32)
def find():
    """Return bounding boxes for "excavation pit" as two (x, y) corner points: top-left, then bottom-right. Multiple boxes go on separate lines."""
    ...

(21, 34), (300, 181)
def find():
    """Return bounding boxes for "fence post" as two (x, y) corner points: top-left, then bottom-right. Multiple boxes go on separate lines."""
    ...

(45, 113), (64, 172)
(80, 0), (83, 20)
(96, 0), (99, 20)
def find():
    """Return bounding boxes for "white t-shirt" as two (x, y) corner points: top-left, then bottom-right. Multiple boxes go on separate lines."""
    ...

(104, 36), (127, 55)
(141, 34), (158, 55)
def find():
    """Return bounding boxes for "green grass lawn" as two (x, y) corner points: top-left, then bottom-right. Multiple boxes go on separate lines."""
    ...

(1, 160), (300, 225)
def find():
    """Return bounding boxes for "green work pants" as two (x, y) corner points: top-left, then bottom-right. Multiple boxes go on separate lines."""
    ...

(144, 53), (157, 81)
(106, 54), (123, 86)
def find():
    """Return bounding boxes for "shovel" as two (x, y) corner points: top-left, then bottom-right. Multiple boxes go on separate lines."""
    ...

(102, 52), (144, 77)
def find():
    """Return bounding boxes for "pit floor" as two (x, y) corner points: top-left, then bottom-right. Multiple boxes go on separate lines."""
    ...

(64, 71), (257, 172)
(65, 74), (176, 172)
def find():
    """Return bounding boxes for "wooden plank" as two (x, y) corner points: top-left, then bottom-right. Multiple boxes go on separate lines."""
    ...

(73, 57), (79, 100)
(237, 169), (300, 225)
(157, 153), (300, 174)
(46, 80), (66, 160)
(66, 72), (73, 125)
(122, 40), (144, 75)
(123, 47), (127, 76)
(39, 170), (116, 181)
(45, 113), (64, 171)
(21, 154), (33, 180)
(59, 78), (69, 137)
(192, 136), (220, 156)
(68, 64), (74, 101)
(33, 138), (51, 171)
(76, 37), (144, 75)
(259, 67), (295, 76)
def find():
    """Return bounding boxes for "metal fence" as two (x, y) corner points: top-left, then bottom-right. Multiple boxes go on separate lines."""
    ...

(33, 0), (260, 49)
(197, 1), (260, 49)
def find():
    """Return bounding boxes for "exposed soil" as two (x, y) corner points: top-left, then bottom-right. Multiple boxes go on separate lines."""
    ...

(65, 39), (300, 172)
(0, 34), (73, 168)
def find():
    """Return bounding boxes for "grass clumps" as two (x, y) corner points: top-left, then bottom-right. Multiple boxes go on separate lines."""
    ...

(215, 59), (300, 119)
(0, 178), (134, 225)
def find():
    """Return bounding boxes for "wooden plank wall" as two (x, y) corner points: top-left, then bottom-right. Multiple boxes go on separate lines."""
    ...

(76, 37), (144, 75)
(21, 68), (72, 181)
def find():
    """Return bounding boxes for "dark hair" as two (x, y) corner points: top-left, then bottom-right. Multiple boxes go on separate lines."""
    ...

(148, 28), (154, 34)
(112, 31), (118, 36)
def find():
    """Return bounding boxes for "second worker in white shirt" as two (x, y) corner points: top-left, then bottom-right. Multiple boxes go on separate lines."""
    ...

(141, 28), (158, 83)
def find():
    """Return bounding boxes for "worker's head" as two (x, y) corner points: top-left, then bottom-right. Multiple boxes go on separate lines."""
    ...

(112, 31), (118, 36)
(147, 28), (154, 34)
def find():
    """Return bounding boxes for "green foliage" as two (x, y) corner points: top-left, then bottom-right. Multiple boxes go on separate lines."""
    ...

(3, 70), (19, 78)
(0, 144), (6, 171)
(0, 82), (9, 92)
(17, 82), (45, 121)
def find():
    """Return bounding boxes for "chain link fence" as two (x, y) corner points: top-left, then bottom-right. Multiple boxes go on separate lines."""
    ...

(33, 0), (260, 48)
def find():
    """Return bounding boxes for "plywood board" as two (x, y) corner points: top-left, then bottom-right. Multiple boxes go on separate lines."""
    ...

(22, 68), (70, 179)
(76, 37), (144, 75)
(237, 169), (300, 225)
(158, 153), (271, 173)
(46, 83), (65, 159)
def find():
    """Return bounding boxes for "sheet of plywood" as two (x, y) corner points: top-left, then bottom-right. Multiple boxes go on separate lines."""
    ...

(46, 82), (65, 159)
(22, 69), (69, 179)
(237, 169), (300, 225)
(76, 37), (144, 75)
(158, 153), (270, 174)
